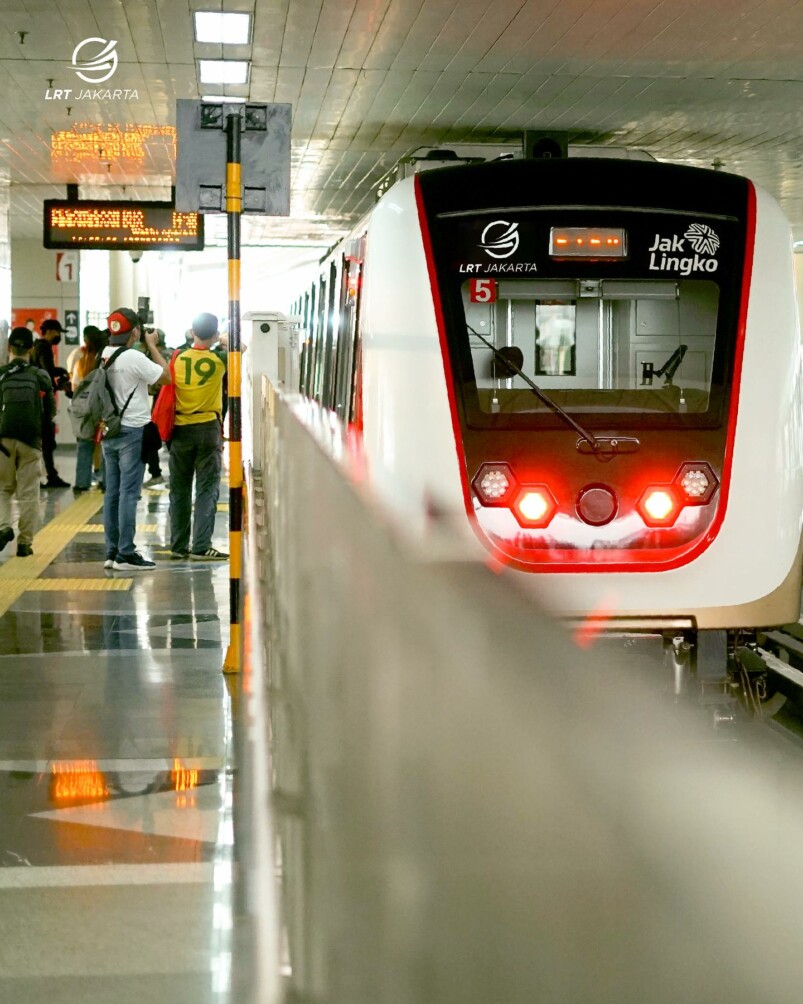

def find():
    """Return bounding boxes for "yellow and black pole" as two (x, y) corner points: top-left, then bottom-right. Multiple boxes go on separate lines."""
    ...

(223, 111), (243, 675)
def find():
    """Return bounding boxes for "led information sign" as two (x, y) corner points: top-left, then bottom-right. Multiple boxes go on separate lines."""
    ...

(43, 200), (204, 251)
(549, 227), (627, 258)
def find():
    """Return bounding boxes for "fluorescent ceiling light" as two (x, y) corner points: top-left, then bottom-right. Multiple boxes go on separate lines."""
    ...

(199, 60), (250, 84)
(201, 95), (247, 103)
(194, 11), (251, 44)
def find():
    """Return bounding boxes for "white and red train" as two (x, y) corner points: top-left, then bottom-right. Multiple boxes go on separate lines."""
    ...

(290, 153), (803, 657)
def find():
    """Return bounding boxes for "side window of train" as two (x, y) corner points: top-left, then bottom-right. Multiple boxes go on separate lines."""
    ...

(334, 256), (363, 422)
(320, 260), (338, 410)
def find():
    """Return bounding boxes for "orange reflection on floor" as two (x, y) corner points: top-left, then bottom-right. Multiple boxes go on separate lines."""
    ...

(50, 760), (110, 802)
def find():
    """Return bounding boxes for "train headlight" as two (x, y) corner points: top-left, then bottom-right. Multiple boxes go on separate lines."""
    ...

(637, 486), (680, 527)
(674, 462), (718, 504)
(472, 462), (518, 506)
(512, 485), (558, 528)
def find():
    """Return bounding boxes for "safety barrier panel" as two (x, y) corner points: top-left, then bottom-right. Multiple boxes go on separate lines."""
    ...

(241, 375), (803, 1004)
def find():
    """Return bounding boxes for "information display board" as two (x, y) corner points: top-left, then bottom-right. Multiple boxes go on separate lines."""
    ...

(43, 200), (204, 251)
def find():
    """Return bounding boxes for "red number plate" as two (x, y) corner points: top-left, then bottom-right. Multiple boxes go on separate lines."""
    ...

(469, 278), (497, 303)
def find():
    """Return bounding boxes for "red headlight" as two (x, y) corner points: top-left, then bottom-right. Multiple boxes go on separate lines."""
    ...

(512, 485), (558, 528)
(637, 486), (680, 527)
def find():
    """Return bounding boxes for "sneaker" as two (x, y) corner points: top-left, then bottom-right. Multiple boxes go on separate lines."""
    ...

(112, 552), (156, 571)
(190, 548), (229, 561)
(16, 544), (33, 557)
(44, 477), (70, 489)
(0, 527), (14, 552)
(170, 551), (190, 560)
(104, 554), (117, 569)
(143, 475), (164, 487)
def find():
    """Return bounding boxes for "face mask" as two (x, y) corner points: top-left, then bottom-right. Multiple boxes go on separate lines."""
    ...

(52, 334), (62, 344)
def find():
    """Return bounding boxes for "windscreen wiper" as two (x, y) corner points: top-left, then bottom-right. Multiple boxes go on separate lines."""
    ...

(468, 326), (604, 455)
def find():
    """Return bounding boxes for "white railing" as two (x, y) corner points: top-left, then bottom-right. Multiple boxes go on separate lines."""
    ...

(240, 375), (803, 1004)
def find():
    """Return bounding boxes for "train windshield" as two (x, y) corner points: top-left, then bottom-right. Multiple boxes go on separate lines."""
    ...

(461, 277), (720, 427)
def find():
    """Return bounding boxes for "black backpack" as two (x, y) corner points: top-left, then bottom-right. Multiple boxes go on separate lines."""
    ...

(0, 363), (43, 442)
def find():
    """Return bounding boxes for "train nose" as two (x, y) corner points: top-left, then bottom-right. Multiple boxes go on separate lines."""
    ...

(576, 485), (618, 526)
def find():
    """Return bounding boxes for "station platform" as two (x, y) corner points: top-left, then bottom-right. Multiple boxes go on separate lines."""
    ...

(0, 446), (241, 1004)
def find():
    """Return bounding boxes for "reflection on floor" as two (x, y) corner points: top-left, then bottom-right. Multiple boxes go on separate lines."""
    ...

(0, 447), (239, 1004)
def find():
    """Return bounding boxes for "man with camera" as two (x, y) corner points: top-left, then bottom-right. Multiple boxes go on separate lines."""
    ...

(31, 318), (71, 488)
(101, 307), (170, 571)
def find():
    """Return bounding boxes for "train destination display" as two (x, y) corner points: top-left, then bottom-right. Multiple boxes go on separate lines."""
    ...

(43, 200), (204, 251)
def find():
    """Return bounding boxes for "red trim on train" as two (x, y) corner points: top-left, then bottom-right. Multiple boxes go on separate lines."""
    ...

(416, 175), (757, 574)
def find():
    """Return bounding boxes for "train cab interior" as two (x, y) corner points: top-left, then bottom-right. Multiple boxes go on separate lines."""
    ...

(465, 278), (720, 422)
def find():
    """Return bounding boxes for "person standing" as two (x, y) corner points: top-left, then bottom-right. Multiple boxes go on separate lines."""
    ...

(0, 328), (55, 557)
(101, 308), (169, 571)
(69, 327), (106, 494)
(168, 312), (228, 561)
(31, 318), (70, 488)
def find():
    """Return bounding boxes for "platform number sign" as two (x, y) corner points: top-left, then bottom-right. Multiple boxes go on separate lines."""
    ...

(55, 251), (78, 282)
(469, 278), (497, 303)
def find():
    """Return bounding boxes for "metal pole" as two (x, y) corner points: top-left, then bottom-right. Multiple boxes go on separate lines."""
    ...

(223, 112), (243, 675)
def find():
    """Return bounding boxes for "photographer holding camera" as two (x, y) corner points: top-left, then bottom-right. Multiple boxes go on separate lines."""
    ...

(31, 318), (71, 488)
(99, 307), (170, 570)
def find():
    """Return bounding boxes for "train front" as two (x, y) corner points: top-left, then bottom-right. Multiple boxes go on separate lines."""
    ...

(417, 157), (803, 629)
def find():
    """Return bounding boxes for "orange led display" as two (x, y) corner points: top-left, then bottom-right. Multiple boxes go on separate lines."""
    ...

(549, 227), (627, 258)
(51, 123), (176, 172)
(43, 200), (204, 251)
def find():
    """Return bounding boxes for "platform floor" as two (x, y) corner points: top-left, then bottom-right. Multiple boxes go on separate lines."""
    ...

(0, 446), (240, 1003)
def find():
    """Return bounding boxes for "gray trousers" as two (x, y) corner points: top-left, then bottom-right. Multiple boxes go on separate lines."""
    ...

(168, 420), (222, 555)
(0, 438), (42, 546)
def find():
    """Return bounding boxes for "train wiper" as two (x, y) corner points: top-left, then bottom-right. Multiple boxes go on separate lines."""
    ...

(468, 326), (604, 455)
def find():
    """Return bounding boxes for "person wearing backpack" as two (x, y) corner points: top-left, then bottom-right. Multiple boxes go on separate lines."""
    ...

(69, 326), (106, 494)
(0, 327), (55, 557)
(31, 318), (71, 489)
(100, 308), (170, 571)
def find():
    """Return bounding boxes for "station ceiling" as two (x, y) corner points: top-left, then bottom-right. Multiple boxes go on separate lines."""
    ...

(2, 0), (802, 246)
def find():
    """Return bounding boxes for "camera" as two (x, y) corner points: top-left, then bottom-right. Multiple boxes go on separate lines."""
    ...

(137, 297), (154, 342)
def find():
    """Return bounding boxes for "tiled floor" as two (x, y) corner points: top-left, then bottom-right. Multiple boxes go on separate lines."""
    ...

(0, 446), (240, 1003)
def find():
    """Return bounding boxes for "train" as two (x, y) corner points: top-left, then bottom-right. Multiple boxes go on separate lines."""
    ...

(288, 150), (803, 699)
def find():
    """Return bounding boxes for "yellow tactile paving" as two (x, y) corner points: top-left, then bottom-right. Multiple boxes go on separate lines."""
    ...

(216, 504), (229, 511)
(27, 578), (133, 592)
(75, 524), (158, 533)
(0, 491), (105, 616)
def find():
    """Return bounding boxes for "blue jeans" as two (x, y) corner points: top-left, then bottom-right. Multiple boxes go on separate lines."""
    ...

(102, 425), (145, 557)
(168, 420), (222, 554)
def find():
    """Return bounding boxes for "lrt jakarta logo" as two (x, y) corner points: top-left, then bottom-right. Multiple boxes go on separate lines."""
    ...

(648, 223), (721, 276)
(479, 220), (520, 259)
(71, 37), (118, 83)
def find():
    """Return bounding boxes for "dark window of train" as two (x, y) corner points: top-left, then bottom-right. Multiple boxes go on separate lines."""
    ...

(320, 261), (339, 409)
(312, 276), (327, 402)
(301, 286), (316, 396)
(334, 257), (363, 421)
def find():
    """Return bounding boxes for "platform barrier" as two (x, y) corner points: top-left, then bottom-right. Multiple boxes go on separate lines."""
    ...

(239, 376), (803, 1004)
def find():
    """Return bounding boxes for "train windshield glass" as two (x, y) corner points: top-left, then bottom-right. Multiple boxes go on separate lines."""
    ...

(459, 277), (721, 428)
